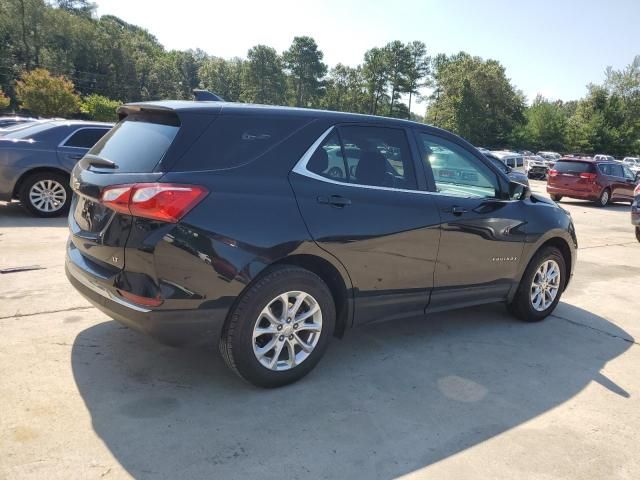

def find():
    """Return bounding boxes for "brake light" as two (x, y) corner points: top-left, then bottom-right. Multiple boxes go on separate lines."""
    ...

(101, 183), (208, 223)
(117, 289), (163, 307)
(548, 169), (558, 177)
(579, 172), (597, 181)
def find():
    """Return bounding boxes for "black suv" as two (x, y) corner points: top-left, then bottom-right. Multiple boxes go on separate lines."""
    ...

(66, 101), (577, 387)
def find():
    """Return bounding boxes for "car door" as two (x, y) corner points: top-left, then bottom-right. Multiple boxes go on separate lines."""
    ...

(414, 130), (527, 310)
(619, 164), (638, 199)
(290, 124), (441, 325)
(57, 127), (110, 171)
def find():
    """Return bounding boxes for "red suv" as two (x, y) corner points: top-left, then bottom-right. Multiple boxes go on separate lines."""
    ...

(547, 158), (637, 207)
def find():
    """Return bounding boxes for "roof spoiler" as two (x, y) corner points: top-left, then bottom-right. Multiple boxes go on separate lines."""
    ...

(193, 89), (225, 102)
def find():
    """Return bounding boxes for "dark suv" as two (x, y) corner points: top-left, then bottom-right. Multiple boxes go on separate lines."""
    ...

(66, 101), (577, 387)
(547, 158), (638, 207)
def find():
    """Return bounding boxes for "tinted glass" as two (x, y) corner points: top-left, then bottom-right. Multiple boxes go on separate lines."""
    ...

(307, 131), (349, 182)
(419, 133), (498, 198)
(598, 164), (611, 175)
(623, 166), (635, 180)
(336, 126), (417, 189)
(64, 128), (109, 148)
(486, 156), (509, 174)
(609, 164), (624, 177)
(554, 161), (595, 174)
(176, 115), (307, 171)
(89, 117), (178, 173)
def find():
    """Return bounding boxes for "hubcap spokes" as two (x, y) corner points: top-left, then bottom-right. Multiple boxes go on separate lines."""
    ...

(530, 259), (561, 312)
(252, 291), (322, 371)
(29, 180), (66, 212)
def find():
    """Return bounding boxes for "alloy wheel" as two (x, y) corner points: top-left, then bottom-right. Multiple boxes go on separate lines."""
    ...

(29, 179), (67, 213)
(252, 291), (323, 371)
(530, 259), (561, 312)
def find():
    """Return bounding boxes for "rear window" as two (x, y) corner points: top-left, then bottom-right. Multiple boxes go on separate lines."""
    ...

(88, 115), (179, 173)
(174, 115), (307, 171)
(554, 161), (595, 174)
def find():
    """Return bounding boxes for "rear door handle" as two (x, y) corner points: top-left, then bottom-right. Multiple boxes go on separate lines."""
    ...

(445, 205), (467, 215)
(317, 195), (351, 207)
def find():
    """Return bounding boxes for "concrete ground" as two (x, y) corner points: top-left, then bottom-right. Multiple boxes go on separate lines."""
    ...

(1, 180), (639, 479)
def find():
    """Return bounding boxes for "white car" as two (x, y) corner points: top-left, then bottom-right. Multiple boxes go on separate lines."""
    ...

(594, 154), (616, 162)
(622, 157), (640, 174)
(524, 155), (552, 179)
(490, 150), (526, 173)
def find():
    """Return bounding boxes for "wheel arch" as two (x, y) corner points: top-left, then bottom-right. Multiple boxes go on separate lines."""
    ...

(12, 166), (70, 198)
(270, 254), (352, 338)
(525, 236), (574, 292)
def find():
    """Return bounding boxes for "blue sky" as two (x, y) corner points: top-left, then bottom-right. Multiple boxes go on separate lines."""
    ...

(96, 0), (639, 111)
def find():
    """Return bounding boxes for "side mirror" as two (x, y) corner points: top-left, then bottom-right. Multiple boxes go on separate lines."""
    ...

(508, 180), (530, 200)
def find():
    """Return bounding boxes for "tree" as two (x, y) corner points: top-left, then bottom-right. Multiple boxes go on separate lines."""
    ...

(383, 41), (411, 116)
(199, 57), (244, 102)
(80, 93), (120, 121)
(406, 41), (430, 118)
(283, 36), (327, 107)
(242, 45), (286, 105)
(521, 96), (567, 151)
(362, 47), (388, 115)
(426, 52), (525, 146)
(16, 68), (80, 117)
(0, 89), (10, 109)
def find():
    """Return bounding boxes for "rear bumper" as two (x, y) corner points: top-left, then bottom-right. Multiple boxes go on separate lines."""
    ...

(546, 185), (598, 201)
(65, 249), (227, 347)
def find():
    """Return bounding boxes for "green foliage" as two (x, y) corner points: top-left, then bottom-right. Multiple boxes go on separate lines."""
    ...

(0, 89), (10, 109)
(0, 0), (637, 155)
(283, 36), (327, 107)
(16, 68), (80, 117)
(427, 52), (525, 147)
(242, 46), (286, 104)
(80, 94), (120, 121)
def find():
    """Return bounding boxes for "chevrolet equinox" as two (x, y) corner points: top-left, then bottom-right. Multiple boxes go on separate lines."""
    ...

(66, 101), (577, 387)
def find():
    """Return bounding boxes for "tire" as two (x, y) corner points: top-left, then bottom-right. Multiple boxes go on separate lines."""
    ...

(549, 194), (562, 202)
(595, 188), (610, 208)
(636, 227), (640, 243)
(19, 171), (71, 217)
(219, 265), (336, 388)
(508, 246), (566, 322)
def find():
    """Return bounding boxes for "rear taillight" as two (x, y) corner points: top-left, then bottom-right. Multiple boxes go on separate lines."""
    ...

(548, 169), (558, 177)
(579, 172), (597, 182)
(101, 183), (208, 223)
(635, 183), (640, 195)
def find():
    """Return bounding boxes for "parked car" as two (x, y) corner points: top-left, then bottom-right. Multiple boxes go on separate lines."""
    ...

(518, 150), (533, 156)
(0, 115), (37, 129)
(0, 118), (49, 136)
(593, 154), (616, 162)
(0, 120), (112, 216)
(547, 158), (638, 206)
(484, 152), (529, 185)
(524, 154), (551, 179)
(632, 183), (640, 242)
(622, 157), (640, 175)
(537, 151), (561, 165)
(65, 101), (577, 387)
(490, 150), (526, 173)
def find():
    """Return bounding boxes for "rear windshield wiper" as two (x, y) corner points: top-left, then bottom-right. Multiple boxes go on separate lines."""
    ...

(83, 154), (118, 169)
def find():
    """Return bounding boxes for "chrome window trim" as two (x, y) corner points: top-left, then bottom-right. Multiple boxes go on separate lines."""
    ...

(292, 126), (509, 200)
(292, 126), (436, 197)
(58, 126), (111, 150)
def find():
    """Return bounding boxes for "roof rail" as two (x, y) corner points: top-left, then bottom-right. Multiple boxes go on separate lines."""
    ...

(192, 89), (225, 102)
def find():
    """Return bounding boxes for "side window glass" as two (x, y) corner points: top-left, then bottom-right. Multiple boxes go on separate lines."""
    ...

(610, 164), (624, 178)
(599, 164), (611, 175)
(418, 133), (499, 198)
(623, 166), (635, 180)
(336, 126), (417, 189)
(307, 131), (349, 182)
(64, 128), (109, 148)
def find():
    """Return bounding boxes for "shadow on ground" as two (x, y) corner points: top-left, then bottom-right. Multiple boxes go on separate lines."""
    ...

(0, 201), (67, 228)
(71, 303), (632, 479)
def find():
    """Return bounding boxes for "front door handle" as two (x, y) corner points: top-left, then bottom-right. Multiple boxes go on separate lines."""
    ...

(69, 154), (84, 160)
(317, 195), (352, 207)
(445, 205), (467, 215)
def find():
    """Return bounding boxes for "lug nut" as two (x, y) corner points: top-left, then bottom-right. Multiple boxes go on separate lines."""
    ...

(293, 323), (298, 329)
(279, 335), (284, 341)
(277, 325), (283, 331)
(288, 334), (294, 340)
(286, 318), (291, 323)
